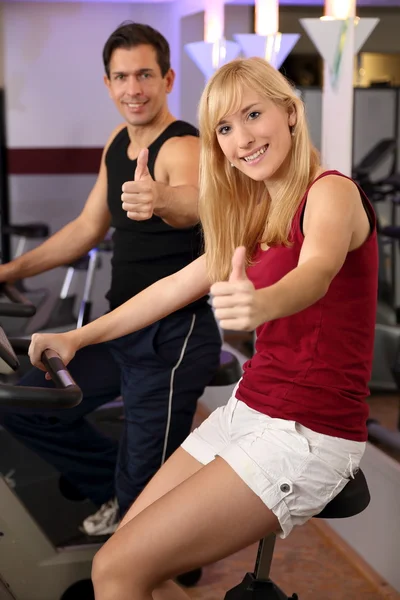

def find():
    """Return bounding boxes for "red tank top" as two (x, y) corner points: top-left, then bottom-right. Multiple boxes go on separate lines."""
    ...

(235, 171), (378, 441)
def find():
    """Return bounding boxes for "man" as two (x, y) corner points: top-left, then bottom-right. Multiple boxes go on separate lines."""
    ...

(1, 22), (221, 536)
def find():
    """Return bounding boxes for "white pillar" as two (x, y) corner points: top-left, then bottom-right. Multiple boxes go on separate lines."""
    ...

(234, 0), (300, 70)
(204, 0), (224, 43)
(184, 0), (241, 81)
(322, 1), (356, 175)
(301, 2), (378, 176)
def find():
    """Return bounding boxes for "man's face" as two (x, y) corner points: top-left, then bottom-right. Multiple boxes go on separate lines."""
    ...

(105, 44), (174, 127)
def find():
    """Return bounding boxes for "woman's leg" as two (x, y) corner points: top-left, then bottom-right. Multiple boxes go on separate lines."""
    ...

(92, 451), (280, 600)
(117, 446), (204, 528)
(114, 446), (204, 600)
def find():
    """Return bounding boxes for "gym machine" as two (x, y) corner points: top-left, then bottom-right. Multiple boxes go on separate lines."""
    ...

(0, 285), (243, 598)
(0, 287), (98, 600)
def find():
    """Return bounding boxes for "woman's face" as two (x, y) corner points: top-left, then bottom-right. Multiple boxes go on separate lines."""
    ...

(215, 91), (295, 183)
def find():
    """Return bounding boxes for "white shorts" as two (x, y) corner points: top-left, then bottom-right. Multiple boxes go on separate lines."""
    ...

(181, 392), (366, 539)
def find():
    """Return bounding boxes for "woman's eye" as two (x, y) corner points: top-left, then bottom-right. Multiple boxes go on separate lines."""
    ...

(248, 111), (260, 120)
(218, 125), (230, 135)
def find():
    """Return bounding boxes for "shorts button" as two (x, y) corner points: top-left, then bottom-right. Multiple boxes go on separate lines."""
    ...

(280, 483), (291, 493)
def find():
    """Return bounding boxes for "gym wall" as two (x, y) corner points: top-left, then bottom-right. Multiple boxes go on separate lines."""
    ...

(1, 1), (400, 322)
(1, 1), (185, 320)
(0, 1), (254, 322)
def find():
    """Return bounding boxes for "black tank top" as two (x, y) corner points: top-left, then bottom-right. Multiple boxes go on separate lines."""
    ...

(105, 120), (206, 311)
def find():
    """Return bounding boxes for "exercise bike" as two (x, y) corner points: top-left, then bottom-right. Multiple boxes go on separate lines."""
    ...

(0, 288), (98, 599)
(0, 285), (243, 598)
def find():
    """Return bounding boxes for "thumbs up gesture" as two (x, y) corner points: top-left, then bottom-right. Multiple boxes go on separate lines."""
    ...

(121, 148), (159, 221)
(210, 247), (261, 331)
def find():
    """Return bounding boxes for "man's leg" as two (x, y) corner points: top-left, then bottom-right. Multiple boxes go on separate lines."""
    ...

(109, 306), (221, 516)
(0, 343), (121, 506)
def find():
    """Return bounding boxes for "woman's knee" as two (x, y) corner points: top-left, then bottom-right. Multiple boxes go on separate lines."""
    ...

(92, 544), (116, 587)
(92, 544), (124, 598)
(92, 538), (152, 593)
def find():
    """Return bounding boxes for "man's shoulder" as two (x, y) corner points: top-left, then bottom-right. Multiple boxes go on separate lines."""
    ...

(107, 123), (129, 148)
(104, 124), (128, 161)
(163, 120), (199, 139)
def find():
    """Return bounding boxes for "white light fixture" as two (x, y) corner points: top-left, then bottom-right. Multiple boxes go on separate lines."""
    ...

(325, 0), (354, 19)
(234, 0), (300, 70)
(184, 0), (240, 81)
(255, 0), (279, 36)
(204, 0), (224, 43)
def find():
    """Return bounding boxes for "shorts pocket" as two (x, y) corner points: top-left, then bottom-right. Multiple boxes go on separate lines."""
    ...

(259, 421), (311, 457)
(312, 451), (351, 480)
(244, 427), (311, 485)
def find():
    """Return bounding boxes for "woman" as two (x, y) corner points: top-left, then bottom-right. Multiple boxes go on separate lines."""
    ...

(29, 57), (378, 600)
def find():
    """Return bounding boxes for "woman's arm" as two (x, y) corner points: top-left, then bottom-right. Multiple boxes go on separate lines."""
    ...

(29, 255), (210, 369)
(259, 175), (370, 321)
(212, 175), (371, 331)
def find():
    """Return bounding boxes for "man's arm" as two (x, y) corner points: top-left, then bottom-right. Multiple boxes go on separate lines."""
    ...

(153, 135), (200, 228)
(121, 135), (200, 229)
(0, 124), (125, 283)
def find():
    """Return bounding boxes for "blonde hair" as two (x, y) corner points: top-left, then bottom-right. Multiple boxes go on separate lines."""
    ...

(198, 57), (320, 282)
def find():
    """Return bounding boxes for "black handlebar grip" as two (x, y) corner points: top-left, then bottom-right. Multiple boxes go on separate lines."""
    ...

(41, 349), (78, 389)
(0, 346), (83, 407)
(0, 283), (36, 317)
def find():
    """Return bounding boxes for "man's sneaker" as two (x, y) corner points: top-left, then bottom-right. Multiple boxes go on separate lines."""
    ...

(80, 497), (120, 536)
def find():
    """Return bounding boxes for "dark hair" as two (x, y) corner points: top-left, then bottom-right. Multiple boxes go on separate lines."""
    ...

(103, 22), (171, 79)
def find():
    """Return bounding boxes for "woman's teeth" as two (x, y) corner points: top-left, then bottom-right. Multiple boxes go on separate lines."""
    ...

(243, 145), (268, 162)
